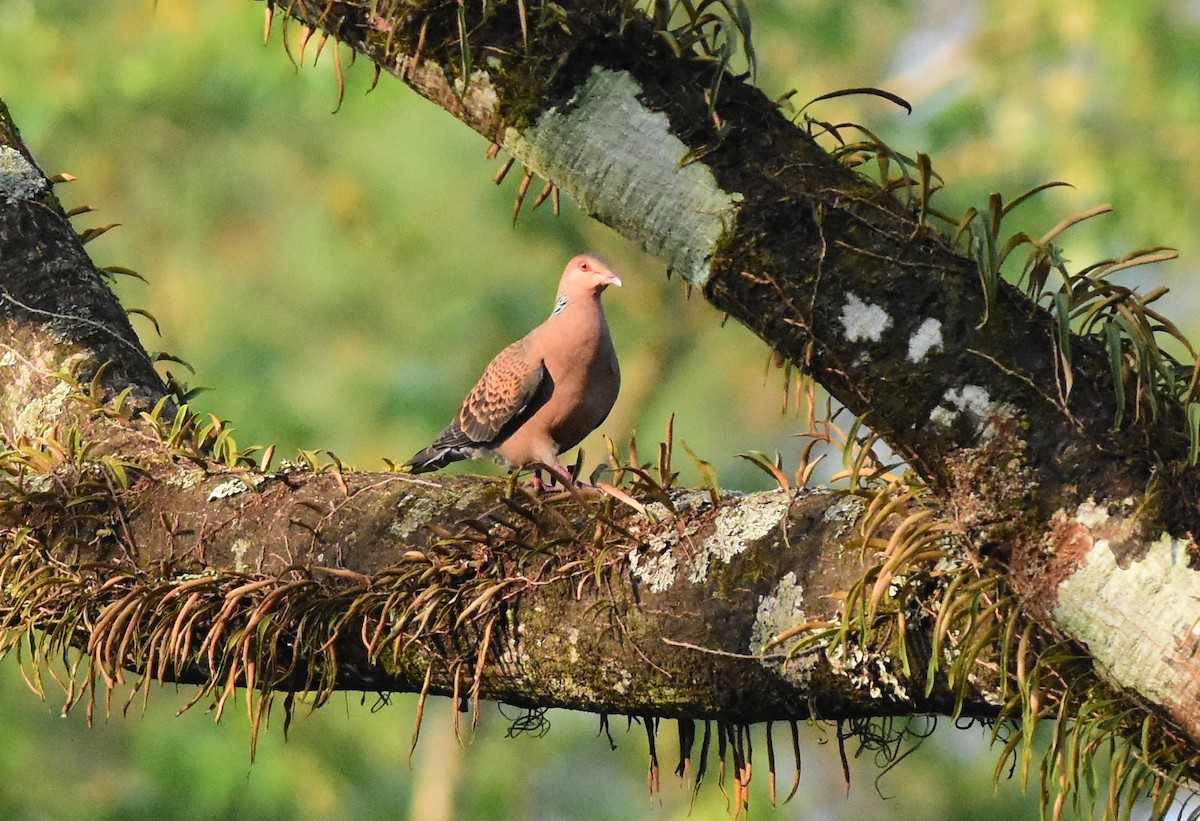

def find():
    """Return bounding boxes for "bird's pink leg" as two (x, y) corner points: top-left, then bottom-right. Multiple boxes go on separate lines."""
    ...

(551, 460), (596, 489)
(524, 461), (594, 492)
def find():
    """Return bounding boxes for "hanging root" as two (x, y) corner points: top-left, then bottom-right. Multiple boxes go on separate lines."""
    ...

(644, 716), (661, 795)
(786, 720), (802, 803)
(409, 663), (434, 765)
(512, 169), (534, 224)
(765, 720), (776, 806)
(675, 718), (695, 782)
(691, 720), (712, 811)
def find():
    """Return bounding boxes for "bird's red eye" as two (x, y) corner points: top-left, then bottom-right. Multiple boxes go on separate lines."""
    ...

(579, 260), (590, 271)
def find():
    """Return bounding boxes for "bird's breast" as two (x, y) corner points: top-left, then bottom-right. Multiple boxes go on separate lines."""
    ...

(540, 336), (618, 451)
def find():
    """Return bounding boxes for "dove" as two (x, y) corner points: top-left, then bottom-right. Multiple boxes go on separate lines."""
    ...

(405, 254), (622, 485)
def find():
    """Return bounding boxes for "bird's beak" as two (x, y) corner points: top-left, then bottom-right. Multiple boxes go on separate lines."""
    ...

(603, 272), (623, 288)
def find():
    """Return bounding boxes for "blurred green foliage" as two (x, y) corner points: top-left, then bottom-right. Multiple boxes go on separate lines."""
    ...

(0, 0), (1197, 817)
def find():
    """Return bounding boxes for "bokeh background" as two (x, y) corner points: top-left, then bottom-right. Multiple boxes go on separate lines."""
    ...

(1, 0), (1198, 818)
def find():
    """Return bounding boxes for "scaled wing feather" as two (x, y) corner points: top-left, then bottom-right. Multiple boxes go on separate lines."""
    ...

(457, 340), (548, 444)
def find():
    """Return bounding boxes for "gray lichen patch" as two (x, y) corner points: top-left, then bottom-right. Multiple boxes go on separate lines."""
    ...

(3, 350), (92, 438)
(453, 68), (500, 113)
(12, 379), (73, 439)
(206, 475), (264, 503)
(230, 538), (251, 573)
(687, 490), (792, 583)
(930, 385), (1018, 439)
(389, 497), (424, 539)
(451, 484), (496, 512)
(564, 626), (580, 663)
(626, 490), (791, 592)
(1053, 531), (1200, 709)
(661, 488), (710, 516)
(0, 146), (45, 202)
(906, 318), (943, 363)
(625, 490), (713, 592)
(499, 621), (528, 669)
(750, 571), (818, 686)
(750, 571), (805, 654)
(387, 483), (496, 540)
(1071, 498), (1108, 529)
(605, 660), (635, 695)
(755, 564), (912, 701)
(839, 293), (892, 343)
(164, 468), (205, 490)
(628, 538), (679, 593)
(1066, 496), (1134, 533)
(628, 490), (708, 530)
(822, 494), (867, 539)
(504, 67), (741, 286)
(390, 491), (446, 539)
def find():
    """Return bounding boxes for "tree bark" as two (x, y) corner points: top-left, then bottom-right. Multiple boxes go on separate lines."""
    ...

(2, 0), (1199, 807)
(1, 97), (1008, 725)
(251, 0), (1200, 751)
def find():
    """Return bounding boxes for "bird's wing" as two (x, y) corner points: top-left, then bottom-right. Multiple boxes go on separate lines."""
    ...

(456, 339), (550, 445)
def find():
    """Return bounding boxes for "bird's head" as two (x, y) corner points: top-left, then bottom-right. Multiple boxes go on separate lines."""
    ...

(560, 254), (623, 296)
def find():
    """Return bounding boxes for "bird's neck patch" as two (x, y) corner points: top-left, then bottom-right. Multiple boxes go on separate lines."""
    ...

(551, 294), (569, 316)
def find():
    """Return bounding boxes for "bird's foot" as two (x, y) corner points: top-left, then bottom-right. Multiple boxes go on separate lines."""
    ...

(526, 464), (595, 493)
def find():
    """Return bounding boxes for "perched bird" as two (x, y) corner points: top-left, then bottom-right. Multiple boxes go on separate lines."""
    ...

(405, 254), (622, 485)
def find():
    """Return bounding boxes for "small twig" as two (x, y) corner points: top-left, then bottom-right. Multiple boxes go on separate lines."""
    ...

(662, 637), (785, 661)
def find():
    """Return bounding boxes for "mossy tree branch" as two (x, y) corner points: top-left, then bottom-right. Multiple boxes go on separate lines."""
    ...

(0, 101), (1009, 729)
(253, 0), (1200, 752)
(1, 0), (1200, 810)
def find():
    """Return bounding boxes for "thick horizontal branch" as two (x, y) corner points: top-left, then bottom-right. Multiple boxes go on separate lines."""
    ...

(3, 451), (1006, 721)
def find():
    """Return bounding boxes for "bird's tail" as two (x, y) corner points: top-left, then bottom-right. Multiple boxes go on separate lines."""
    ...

(404, 445), (466, 473)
